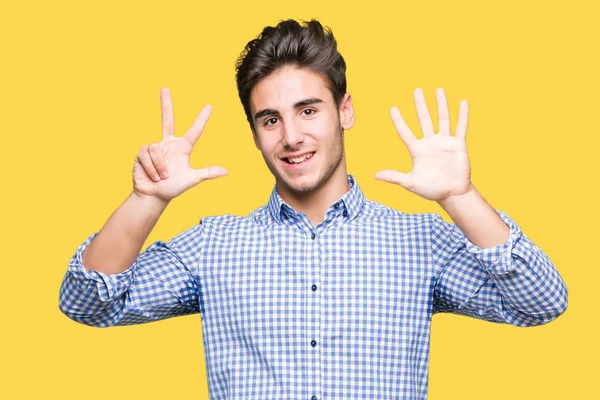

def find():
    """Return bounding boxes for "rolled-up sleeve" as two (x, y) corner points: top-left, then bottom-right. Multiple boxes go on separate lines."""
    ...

(59, 222), (204, 327)
(431, 210), (568, 327)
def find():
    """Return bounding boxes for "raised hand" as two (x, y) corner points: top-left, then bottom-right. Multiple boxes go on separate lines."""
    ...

(133, 88), (228, 202)
(375, 88), (473, 203)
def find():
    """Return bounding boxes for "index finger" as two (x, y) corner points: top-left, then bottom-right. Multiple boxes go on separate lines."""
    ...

(183, 104), (213, 147)
(161, 88), (175, 140)
(455, 100), (469, 140)
(390, 106), (417, 149)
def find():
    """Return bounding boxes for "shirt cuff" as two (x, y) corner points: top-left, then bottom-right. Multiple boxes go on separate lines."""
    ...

(462, 210), (523, 275)
(67, 232), (137, 301)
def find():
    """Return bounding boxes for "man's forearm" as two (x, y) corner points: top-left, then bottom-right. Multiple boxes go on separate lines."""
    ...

(81, 192), (170, 275)
(437, 183), (510, 249)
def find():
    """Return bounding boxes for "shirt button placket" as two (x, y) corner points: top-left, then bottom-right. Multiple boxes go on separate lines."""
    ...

(307, 228), (321, 399)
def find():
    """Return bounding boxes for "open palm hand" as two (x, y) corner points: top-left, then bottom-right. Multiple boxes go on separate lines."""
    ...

(375, 88), (472, 203)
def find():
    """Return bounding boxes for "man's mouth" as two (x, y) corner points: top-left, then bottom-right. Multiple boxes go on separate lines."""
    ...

(283, 152), (315, 165)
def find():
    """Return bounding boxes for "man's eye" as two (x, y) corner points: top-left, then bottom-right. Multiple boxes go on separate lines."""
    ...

(265, 117), (278, 126)
(302, 109), (315, 116)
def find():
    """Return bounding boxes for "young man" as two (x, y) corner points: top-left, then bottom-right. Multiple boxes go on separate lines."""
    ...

(59, 19), (568, 399)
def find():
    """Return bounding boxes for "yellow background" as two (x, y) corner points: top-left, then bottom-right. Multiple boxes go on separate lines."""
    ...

(1, 0), (596, 398)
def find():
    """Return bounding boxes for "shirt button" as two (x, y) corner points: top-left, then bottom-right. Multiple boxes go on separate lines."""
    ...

(343, 210), (348, 217)
(311, 284), (317, 291)
(311, 396), (318, 400)
(311, 232), (316, 240)
(334, 202), (340, 209)
(311, 339), (317, 347)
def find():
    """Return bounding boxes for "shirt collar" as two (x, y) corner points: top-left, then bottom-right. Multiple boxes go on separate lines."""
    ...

(267, 174), (365, 224)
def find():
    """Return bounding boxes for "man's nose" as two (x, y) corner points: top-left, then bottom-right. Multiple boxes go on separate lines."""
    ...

(282, 119), (304, 147)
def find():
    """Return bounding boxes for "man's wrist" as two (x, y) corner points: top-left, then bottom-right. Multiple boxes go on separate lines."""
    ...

(131, 191), (171, 211)
(437, 182), (476, 211)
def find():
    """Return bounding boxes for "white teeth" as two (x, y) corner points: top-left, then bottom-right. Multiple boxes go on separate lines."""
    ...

(287, 152), (314, 164)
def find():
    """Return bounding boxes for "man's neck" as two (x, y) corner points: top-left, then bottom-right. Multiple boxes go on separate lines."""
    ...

(277, 170), (350, 228)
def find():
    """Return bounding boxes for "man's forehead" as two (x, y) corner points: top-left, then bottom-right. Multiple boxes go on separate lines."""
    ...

(250, 66), (330, 112)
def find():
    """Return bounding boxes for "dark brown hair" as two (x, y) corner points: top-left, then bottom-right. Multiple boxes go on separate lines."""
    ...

(235, 19), (347, 133)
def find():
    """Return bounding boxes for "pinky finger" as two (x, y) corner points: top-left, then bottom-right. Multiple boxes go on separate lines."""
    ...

(138, 147), (161, 181)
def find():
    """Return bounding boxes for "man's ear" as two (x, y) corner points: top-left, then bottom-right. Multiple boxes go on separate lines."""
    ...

(339, 93), (355, 130)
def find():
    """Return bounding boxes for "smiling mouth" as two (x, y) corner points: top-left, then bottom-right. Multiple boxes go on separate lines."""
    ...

(283, 152), (315, 165)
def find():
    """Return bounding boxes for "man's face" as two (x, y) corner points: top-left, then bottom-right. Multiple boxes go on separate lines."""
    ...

(250, 65), (354, 196)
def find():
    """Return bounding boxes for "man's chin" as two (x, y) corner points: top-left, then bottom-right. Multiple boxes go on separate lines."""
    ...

(279, 173), (319, 193)
(287, 180), (317, 193)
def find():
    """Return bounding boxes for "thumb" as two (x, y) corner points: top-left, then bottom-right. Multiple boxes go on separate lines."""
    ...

(375, 170), (412, 190)
(189, 166), (228, 187)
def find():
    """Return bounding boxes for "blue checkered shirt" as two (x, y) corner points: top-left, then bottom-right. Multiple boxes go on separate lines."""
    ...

(59, 174), (568, 399)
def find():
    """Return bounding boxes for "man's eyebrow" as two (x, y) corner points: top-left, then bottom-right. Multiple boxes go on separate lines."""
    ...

(294, 97), (324, 108)
(253, 97), (325, 122)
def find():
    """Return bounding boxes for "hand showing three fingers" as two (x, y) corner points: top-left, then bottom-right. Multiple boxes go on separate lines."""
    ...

(375, 88), (473, 203)
(133, 88), (228, 202)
